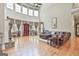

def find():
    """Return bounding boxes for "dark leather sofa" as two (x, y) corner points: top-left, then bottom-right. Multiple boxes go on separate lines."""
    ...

(48, 32), (71, 48)
(39, 30), (52, 39)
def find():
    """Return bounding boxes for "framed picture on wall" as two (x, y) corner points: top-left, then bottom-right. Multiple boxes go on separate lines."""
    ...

(51, 17), (57, 29)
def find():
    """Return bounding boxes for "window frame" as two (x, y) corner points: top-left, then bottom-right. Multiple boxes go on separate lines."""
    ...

(34, 10), (39, 17)
(15, 4), (21, 13)
(6, 3), (14, 10)
(28, 8), (33, 16)
(22, 6), (28, 15)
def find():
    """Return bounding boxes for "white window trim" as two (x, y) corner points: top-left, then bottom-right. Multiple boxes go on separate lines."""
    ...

(34, 10), (39, 17)
(15, 4), (21, 13)
(28, 9), (33, 16)
(22, 6), (28, 15)
(6, 3), (14, 10)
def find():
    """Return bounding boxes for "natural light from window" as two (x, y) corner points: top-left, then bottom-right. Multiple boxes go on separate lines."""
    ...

(34, 10), (39, 17)
(22, 7), (27, 15)
(15, 4), (21, 13)
(28, 9), (33, 16)
(6, 3), (13, 10)
(7, 3), (39, 17)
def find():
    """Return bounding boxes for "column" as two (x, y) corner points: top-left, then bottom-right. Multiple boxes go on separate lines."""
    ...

(0, 4), (6, 50)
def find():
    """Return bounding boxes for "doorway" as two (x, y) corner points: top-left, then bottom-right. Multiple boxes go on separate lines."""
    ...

(75, 23), (79, 36)
(23, 23), (29, 36)
(74, 15), (79, 37)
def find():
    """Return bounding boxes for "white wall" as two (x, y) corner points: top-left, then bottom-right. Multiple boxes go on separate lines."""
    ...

(40, 3), (75, 38)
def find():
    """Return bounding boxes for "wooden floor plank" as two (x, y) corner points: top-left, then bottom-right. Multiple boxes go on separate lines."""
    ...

(4, 36), (79, 56)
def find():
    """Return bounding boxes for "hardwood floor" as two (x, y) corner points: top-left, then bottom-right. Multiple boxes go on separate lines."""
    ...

(4, 36), (79, 56)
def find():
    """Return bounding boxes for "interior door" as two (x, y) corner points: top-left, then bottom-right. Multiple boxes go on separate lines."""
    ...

(75, 23), (79, 36)
(23, 23), (29, 36)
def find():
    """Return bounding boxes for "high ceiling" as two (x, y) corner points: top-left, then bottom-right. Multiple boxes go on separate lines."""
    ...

(26, 3), (42, 7)
(20, 3), (42, 10)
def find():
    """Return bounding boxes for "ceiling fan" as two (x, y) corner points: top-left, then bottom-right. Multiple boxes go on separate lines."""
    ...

(33, 3), (42, 7)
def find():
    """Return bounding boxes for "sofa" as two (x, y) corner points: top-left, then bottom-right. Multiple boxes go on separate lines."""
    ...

(48, 32), (71, 48)
(39, 30), (52, 39)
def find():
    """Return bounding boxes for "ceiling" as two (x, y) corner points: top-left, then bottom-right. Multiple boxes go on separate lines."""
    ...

(20, 3), (42, 10)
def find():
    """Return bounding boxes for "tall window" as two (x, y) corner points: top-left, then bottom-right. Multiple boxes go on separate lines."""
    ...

(34, 10), (39, 17)
(28, 9), (33, 16)
(22, 7), (27, 15)
(15, 4), (21, 13)
(6, 3), (13, 10)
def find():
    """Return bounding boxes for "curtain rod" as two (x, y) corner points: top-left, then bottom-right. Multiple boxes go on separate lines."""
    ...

(7, 16), (43, 23)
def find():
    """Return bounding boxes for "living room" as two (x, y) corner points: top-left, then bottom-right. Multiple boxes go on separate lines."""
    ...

(0, 3), (79, 56)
